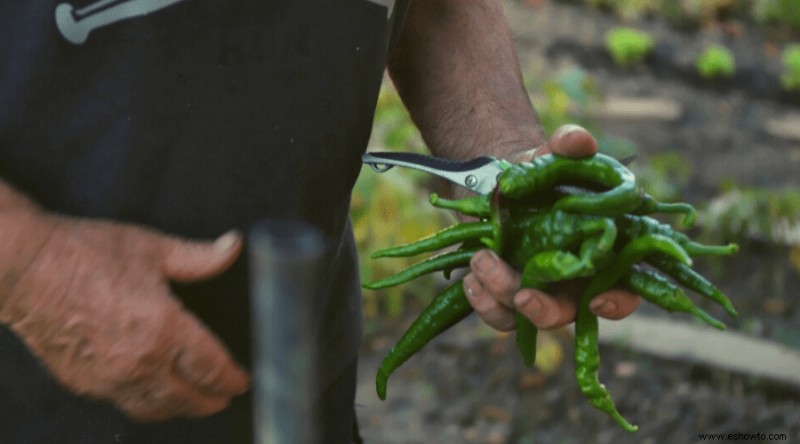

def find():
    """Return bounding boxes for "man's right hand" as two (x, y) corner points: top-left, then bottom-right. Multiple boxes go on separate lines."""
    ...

(0, 197), (249, 422)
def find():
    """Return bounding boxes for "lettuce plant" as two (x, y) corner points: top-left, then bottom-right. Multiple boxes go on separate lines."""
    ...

(605, 27), (655, 67)
(696, 45), (736, 79)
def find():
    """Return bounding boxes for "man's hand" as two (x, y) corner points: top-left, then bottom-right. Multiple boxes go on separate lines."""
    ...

(462, 124), (641, 331)
(0, 205), (249, 422)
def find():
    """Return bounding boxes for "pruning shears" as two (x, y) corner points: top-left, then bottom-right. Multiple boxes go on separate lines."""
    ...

(361, 152), (512, 195)
(361, 151), (636, 195)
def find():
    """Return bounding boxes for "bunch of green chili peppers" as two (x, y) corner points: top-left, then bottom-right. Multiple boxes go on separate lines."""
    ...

(363, 152), (738, 432)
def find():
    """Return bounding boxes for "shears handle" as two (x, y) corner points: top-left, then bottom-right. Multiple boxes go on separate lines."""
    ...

(362, 152), (509, 194)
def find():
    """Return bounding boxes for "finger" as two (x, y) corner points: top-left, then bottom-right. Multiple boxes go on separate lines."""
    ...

(159, 230), (242, 282)
(469, 249), (520, 308)
(589, 289), (641, 320)
(173, 315), (250, 397)
(545, 124), (598, 159)
(462, 274), (516, 331)
(514, 288), (578, 330)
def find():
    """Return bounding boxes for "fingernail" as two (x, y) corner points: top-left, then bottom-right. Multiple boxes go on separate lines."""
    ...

(473, 251), (497, 274)
(555, 123), (584, 138)
(590, 298), (618, 317)
(215, 230), (240, 252)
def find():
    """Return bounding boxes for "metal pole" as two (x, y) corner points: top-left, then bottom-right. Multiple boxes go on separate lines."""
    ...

(249, 219), (325, 444)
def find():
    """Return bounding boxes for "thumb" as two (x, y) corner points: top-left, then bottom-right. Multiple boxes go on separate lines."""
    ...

(547, 124), (598, 158)
(160, 230), (243, 282)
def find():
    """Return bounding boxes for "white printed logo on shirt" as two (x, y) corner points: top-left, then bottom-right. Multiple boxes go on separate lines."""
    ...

(56, 0), (189, 44)
(56, 0), (396, 45)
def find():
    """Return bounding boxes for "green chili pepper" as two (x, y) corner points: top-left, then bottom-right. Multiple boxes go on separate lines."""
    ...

(527, 250), (596, 283)
(363, 249), (478, 290)
(499, 154), (702, 224)
(552, 179), (642, 217)
(574, 311), (637, 432)
(498, 153), (634, 199)
(622, 267), (726, 329)
(573, 233), (691, 432)
(503, 210), (616, 270)
(634, 193), (697, 228)
(429, 193), (491, 219)
(483, 189), (506, 252)
(579, 233), (692, 301)
(491, 205), (621, 368)
(511, 216), (621, 370)
(376, 281), (473, 400)
(514, 259), (549, 367)
(682, 241), (738, 256)
(616, 215), (738, 257)
(499, 154), (644, 217)
(499, 189), (569, 218)
(515, 313), (538, 367)
(647, 255), (738, 317)
(371, 221), (493, 259)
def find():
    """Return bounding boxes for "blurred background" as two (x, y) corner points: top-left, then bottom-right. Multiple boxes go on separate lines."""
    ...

(351, 1), (800, 442)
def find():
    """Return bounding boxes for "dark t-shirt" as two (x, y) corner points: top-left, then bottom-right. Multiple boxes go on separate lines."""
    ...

(0, 0), (408, 442)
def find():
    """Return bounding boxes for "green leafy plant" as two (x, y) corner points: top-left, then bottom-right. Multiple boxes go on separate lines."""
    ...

(780, 44), (800, 91)
(589, 0), (660, 20)
(698, 184), (800, 300)
(564, 0), (799, 33)
(753, 0), (800, 30)
(699, 184), (800, 246)
(675, 0), (745, 25)
(605, 27), (655, 67)
(696, 44), (736, 79)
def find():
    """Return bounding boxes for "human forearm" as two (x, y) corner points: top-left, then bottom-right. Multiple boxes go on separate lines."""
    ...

(387, 1), (642, 336)
(388, 0), (544, 161)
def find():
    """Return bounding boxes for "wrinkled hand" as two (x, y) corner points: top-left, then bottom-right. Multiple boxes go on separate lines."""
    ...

(0, 211), (249, 422)
(463, 124), (641, 331)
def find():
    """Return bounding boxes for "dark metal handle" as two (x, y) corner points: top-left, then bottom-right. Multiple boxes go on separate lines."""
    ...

(249, 219), (326, 444)
(362, 151), (497, 173)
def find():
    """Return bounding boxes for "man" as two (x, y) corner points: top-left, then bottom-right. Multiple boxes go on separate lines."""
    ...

(0, 0), (639, 442)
